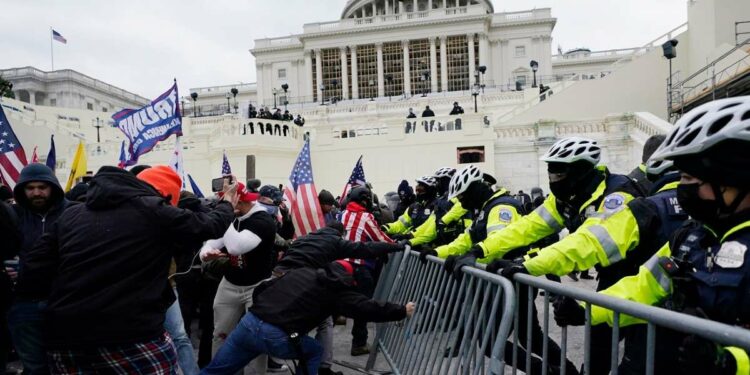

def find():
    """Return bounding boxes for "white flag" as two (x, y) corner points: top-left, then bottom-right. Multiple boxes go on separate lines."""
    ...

(169, 136), (187, 189)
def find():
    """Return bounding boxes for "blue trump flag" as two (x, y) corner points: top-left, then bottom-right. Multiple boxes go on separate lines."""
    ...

(45, 135), (56, 171)
(112, 83), (182, 165)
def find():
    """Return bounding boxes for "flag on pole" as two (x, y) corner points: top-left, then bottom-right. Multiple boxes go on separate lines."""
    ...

(117, 141), (127, 168)
(188, 174), (204, 198)
(0, 105), (29, 188)
(65, 141), (87, 191)
(31, 147), (39, 163)
(169, 137), (188, 189)
(46, 135), (56, 171)
(221, 151), (232, 176)
(339, 155), (366, 205)
(52, 29), (67, 44)
(284, 140), (325, 237)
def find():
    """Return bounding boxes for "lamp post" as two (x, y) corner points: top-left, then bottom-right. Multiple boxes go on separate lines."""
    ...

(320, 84), (326, 105)
(421, 71), (429, 97)
(230, 87), (239, 114)
(368, 79), (375, 101)
(330, 79), (338, 104)
(662, 39), (679, 120)
(225, 93), (231, 114)
(190, 92), (198, 117)
(478, 65), (487, 93)
(472, 79), (480, 113)
(92, 117), (102, 153)
(530, 60), (539, 88)
(272, 88), (278, 109)
(281, 83), (289, 111)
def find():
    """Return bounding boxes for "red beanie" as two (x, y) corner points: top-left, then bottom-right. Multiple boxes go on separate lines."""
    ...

(137, 165), (182, 206)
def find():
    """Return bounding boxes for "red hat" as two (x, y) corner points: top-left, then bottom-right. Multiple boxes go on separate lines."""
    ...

(137, 165), (182, 206)
(335, 260), (354, 276)
(237, 182), (259, 203)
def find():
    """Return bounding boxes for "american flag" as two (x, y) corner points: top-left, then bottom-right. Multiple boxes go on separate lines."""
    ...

(284, 140), (325, 237)
(0, 105), (28, 188)
(222, 151), (232, 176)
(52, 29), (67, 44)
(339, 155), (366, 205)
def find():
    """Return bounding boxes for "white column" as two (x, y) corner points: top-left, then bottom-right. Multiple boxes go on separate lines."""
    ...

(428, 0), (433, 11)
(413, 0), (418, 11)
(440, 36), (448, 92)
(402, 40), (411, 96)
(315, 49), (323, 102)
(479, 33), (489, 70)
(376, 43), (385, 97)
(429, 37), (438, 93)
(340, 47), (349, 100)
(467, 33), (476, 87)
(304, 51), (313, 100)
(28, 90), (36, 105)
(255, 63), (264, 105)
(372, 1), (376, 16)
(351, 45), (359, 99)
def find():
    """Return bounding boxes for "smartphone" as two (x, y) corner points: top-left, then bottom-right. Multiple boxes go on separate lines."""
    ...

(211, 176), (235, 192)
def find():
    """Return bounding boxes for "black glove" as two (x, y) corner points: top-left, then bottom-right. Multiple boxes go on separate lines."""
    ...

(419, 247), (437, 263)
(552, 296), (586, 326)
(444, 252), (478, 280)
(499, 260), (528, 280)
(678, 335), (736, 375)
(486, 259), (514, 274)
(396, 239), (411, 248)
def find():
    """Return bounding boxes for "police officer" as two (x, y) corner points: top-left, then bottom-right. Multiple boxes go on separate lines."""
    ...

(383, 176), (438, 238)
(456, 136), (644, 374)
(407, 167), (471, 249)
(553, 97), (750, 375)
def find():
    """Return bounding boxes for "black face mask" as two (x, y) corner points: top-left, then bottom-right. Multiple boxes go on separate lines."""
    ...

(549, 179), (575, 202)
(677, 183), (720, 224)
(459, 182), (491, 210)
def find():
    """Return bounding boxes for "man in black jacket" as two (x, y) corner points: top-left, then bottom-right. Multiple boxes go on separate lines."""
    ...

(0, 200), (20, 372)
(203, 261), (414, 375)
(14, 165), (236, 373)
(7, 163), (72, 375)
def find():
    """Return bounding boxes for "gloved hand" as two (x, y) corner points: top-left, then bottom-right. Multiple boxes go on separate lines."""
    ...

(678, 335), (736, 375)
(443, 252), (478, 280)
(397, 238), (411, 247)
(486, 259), (514, 274)
(419, 246), (437, 263)
(496, 259), (528, 280)
(552, 296), (586, 326)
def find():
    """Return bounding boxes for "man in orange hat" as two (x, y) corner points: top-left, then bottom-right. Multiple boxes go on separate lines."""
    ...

(14, 165), (237, 374)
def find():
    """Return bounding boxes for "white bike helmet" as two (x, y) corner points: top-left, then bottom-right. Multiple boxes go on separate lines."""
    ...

(448, 165), (483, 199)
(650, 96), (750, 161)
(415, 175), (437, 188)
(644, 158), (676, 182)
(434, 167), (457, 179)
(541, 137), (601, 165)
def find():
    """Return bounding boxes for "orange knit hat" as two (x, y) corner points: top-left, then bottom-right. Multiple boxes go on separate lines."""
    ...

(137, 165), (182, 206)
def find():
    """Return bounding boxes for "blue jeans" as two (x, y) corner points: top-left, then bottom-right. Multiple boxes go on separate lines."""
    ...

(202, 312), (322, 375)
(165, 297), (200, 375)
(7, 301), (48, 375)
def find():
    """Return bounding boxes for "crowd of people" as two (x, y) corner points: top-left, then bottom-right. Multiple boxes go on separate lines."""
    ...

(247, 104), (305, 126)
(2, 96), (750, 375)
(406, 102), (464, 119)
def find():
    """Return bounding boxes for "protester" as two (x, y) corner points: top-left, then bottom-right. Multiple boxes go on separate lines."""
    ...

(13, 165), (236, 373)
(0, 199), (20, 372)
(628, 134), (666, 193)
(394, 180), (414, 217)
(406, 108), (417, 119)
(294, 115), (305, 127)
(421, 105), (435, 117)
(7, 163), (73, 375)
(206, 183), (281, 373)
(202, 260), (415, 375)
(318, 189), (338, 224)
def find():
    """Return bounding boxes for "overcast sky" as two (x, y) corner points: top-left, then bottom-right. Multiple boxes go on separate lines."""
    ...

(0, 0), (687, 98)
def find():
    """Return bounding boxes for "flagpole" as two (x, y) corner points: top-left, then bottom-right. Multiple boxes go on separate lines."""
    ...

(50, 27), (54, 71)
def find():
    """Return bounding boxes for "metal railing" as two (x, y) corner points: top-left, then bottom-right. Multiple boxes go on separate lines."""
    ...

(361, 250), (516, 375)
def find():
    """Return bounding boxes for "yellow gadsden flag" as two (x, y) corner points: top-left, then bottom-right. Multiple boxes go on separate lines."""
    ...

(65, 141), (87, 191)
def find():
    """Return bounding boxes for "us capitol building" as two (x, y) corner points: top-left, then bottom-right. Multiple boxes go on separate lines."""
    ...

(2, 0), (749, 194)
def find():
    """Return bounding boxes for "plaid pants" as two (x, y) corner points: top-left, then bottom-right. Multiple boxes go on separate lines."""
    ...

(48, 332), (178, 375)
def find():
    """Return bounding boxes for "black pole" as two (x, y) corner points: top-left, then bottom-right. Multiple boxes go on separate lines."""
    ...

(532, 71), (537, 88)
(273, 93), (277, 109)
(474, 93), (478, 113)
(668, 59), (673, 119)
(226, 96), (230, 113)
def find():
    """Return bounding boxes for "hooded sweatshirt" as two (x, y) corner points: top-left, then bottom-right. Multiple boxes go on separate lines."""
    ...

(12, 163), (71, 263)
(14, 166), (234, 347)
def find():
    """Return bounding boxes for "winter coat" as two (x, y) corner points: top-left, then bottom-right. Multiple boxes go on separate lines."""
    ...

(14, 166), (234, 348)
(250, 264), (406, 335)
(223, 205), (278, 287)
(274, 226), (403, 274)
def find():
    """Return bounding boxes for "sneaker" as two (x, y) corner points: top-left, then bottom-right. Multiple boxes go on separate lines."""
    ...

(350, 345), (370, 356)
(267, 358), (288, 373)
(318, 368), (343, 375)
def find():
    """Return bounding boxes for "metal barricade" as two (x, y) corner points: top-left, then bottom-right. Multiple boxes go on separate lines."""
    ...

(508, 273), (750, 375)
(365, 250), (517, 375)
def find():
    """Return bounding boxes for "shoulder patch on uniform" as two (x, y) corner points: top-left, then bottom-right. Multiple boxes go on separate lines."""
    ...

(424, 209), (432, 215)
(715, 241), (747, 269)
(603, 193), (626, 212)
(499, 208), (513, 222)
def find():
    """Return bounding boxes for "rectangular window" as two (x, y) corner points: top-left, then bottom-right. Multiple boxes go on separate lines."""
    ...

(447, 35), (469, 91)
(515, 45), (526, 57)
(357, 44), (377, 100)
(50, 98), (56, 106)
(409, 39), (431, 96)
(86, 103), (93, 110)
(321, 48), (342, 102)
(382, 42), (404, 97)
(278, 69), (287, 79)
(457, 146), (485, 164)
(515, 75), (527, 87)
(102, 107), (108, 112)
